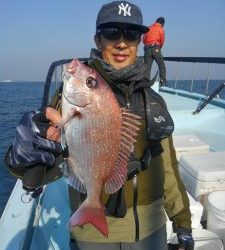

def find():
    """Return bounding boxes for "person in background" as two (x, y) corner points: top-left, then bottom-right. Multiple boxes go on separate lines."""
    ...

(5, 1), (194, 250)
(142, 17), (167, 86)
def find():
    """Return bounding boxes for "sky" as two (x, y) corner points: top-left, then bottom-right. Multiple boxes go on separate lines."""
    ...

(0, 0), (225, 81)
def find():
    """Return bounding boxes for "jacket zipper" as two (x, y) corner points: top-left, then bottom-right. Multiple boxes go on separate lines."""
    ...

(125, 92), (140, 242)
(133, 175), (139, 241)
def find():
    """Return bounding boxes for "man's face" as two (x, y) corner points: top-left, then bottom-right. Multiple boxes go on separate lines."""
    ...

(95, 30), (141, 69)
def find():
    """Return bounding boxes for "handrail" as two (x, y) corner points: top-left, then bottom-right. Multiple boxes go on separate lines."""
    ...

(164, 57), (225, 64)
(160, 56), (225, 112)
(41, 56), (225, 109)
(41, 58), (88, 108)
(162, 56), (225, 97)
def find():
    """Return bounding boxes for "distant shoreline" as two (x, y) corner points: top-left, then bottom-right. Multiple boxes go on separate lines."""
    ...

(0, 80), (44, 83)
(0, 80), (12, 83)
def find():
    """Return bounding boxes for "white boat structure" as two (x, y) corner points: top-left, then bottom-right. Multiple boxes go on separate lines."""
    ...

(0, 57), (225, 250)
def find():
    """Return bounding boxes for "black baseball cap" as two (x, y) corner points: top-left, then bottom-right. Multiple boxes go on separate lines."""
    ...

(96, 1), (149, 33)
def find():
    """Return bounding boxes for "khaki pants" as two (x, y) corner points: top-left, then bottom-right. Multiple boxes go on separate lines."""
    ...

(70, 225), (167, 250)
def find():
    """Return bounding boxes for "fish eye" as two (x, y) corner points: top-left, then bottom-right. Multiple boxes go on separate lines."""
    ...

(86, 76), (98, 88)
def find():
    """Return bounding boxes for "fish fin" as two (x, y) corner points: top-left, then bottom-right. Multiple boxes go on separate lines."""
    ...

(105, 108), (141, 194)
(55, 108), (80, 130)
(67, 173), (86, 193)
(66, 161), (86, 193)
(68, 200), (108, 237)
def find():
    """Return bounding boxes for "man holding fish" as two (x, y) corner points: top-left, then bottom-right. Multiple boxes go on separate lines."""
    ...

(5, 1), (194, 250)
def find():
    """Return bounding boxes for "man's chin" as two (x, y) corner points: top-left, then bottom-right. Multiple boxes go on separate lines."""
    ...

(110, 60), (131, 69)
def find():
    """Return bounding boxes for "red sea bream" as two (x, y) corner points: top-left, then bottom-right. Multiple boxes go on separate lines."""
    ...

(61, 59), (141, 236)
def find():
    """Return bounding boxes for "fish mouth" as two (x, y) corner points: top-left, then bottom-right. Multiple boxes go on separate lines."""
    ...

(63, 92), (90, 108)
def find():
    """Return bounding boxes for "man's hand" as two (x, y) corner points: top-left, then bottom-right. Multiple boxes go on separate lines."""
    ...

(45, 107), (62, 142)
(5, 108), (62, 170)
(177, 232), (194, 250)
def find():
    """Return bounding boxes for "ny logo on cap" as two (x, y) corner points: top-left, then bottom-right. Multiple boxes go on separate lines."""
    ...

(118, 3), (131, 16)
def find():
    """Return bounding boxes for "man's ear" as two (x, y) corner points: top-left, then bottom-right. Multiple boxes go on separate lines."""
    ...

(94, 35), (101, 50)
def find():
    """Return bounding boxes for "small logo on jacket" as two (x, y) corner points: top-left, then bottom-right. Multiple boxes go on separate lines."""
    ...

(154, 116), (165, 123)
(118, 3), (131, 16)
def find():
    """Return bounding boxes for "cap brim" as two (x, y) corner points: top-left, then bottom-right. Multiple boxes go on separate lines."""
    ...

(97, 22), (149, 34)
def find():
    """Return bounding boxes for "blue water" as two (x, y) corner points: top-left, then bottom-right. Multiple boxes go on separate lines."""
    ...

(0, 79), (225, 217)
(0, 82), (44, 216)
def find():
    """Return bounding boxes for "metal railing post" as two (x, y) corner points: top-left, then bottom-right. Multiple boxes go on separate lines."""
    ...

(206, 63), (212, 96)
(54, 67), (58, 88)
(191, 62), (196, 93)
(175, 62), (179, 89)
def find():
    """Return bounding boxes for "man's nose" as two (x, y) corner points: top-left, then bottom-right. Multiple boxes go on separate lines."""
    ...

(115, 38), (128, 49)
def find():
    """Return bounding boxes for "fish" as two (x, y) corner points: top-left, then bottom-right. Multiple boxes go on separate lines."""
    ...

(61, 59), (141, 237)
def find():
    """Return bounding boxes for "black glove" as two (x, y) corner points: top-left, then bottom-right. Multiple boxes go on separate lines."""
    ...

(5, 109), (61, 171)
(5, 109), (62, 191)
(176, 226), (194, 250)
(177, 233), (194, 250)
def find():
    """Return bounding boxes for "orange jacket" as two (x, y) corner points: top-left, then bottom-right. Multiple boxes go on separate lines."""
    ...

(142, 22), (165, 48)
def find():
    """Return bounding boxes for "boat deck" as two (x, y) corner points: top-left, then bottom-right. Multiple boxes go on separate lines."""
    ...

(161, 89), (225, 152)
(1, 85), (225, 250)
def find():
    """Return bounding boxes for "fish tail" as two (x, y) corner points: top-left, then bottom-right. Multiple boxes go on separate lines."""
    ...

(68, 201), (108, 237)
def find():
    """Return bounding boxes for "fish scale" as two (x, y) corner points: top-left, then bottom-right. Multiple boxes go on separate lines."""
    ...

(61, 59), (141, 237)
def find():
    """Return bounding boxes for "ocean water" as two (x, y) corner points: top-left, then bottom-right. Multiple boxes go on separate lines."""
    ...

(0, 79), (225, 217)
(0, 82), (44, 216)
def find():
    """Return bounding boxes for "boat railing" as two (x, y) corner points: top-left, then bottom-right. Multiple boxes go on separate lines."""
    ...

(41, 57), (225, 109)
(42, 58), (94, 108)
(163, 57), (225, 95)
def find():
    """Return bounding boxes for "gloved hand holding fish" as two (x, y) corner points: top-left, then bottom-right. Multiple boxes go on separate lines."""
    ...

(49, 59), (141, 237)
